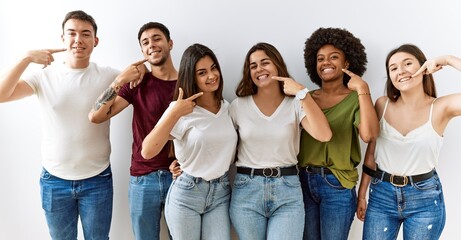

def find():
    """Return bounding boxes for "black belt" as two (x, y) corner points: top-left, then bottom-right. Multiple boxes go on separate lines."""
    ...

(305, 166), (333, 175)
(237, 166), (299, 177)
(363, 165), (435, 187)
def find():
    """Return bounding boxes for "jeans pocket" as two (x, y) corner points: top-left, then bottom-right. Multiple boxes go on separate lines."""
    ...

(175, 175), (195, 190)
(232, 173), (250, 188)
(281, 175), (301, 187)
(413, 177), (438, 190)
(323, 174), (345, 189)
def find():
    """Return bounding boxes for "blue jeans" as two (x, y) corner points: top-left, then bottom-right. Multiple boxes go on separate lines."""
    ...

(165, 171), (231, 240)
(40, 166), (113, 240)
(230, 173), (305, 240)
(363, 173), (445, 240)
(129, 170), (172, 240)
(299, 169), (356, 240)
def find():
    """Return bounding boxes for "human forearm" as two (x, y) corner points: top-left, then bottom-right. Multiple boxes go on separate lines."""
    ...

(300, 95), (332, 142)
(358, 93), (379, 143)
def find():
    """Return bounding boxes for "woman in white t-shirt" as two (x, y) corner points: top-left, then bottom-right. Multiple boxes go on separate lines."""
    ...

(357, 44), (461, 239)
(141, 43), (238, 240)
(228, 42), (332, 240)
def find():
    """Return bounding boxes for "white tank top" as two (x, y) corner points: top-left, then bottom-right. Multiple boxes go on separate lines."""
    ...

(374, 98), (443, 175)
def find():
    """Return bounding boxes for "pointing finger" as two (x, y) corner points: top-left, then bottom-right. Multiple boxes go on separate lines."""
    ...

(342, 68), (356, 76)
(177, 88), (184, 100)
(132, 59), (148, 66)
(271, 76), (286, 82)
(186, 92), (204, 101)
(48, 48), (66, 54)
(412, 63), (427, 78)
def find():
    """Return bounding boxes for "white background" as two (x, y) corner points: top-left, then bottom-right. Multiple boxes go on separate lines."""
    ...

(1, 0), (460, 239)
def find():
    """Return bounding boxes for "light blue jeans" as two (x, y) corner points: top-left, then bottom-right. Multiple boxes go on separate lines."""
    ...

(165, 171), (231, 240)
(363, 173), (445, 240)
(299, 169), (356, 240)
(40, 166), (113, 240)
(129, 170), (172, 240)
(230, 173), (304, 240)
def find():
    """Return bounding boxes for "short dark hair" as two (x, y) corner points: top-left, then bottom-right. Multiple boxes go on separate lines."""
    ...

(304, 27), (367, 87)
(174, 43), (224, 108)
(384, 44), (436, 101)
(235, 42), (289, 97)
(62, 10), (97, 36)
(137, 22), (171, 43)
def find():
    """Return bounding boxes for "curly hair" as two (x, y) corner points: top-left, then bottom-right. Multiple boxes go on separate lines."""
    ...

(304, 27), (367, 87)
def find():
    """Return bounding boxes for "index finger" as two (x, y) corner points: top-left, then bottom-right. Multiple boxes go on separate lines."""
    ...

(271, 76), (287, 82)
(186, 92), (203, 101)
(342, 68), (356, 76)
(177, 88), (184, 100)
(132, 59), (148, 66)
(412, 63), (427, 78)
(48, 48), (66, 54)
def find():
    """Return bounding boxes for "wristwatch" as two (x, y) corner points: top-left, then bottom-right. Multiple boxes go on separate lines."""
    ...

(295, 88), (309, 100)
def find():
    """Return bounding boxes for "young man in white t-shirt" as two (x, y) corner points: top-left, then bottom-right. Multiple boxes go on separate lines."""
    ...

(0, 10), (123, 239)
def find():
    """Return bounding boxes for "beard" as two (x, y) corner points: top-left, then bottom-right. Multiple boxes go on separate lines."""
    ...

(149, 54), (167, 66)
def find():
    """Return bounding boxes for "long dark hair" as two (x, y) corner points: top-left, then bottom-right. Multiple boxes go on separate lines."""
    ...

(174, 43), (224, 107)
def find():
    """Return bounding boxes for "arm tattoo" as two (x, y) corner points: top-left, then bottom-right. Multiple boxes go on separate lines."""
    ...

(93, 86), (118, 111)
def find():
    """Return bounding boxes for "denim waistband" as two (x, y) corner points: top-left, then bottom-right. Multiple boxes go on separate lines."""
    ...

(181, 171), (229, 183)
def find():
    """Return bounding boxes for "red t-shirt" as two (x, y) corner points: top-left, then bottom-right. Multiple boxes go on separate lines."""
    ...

(118, 73), (177, 176)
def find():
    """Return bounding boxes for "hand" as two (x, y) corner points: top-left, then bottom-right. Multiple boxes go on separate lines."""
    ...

(356, 198), (367, 222)
(412, 56), (447, 77)
(169, 159), (182, 180)
(117, 59), (148, 89)
(343, 69), (369, 93)
(171, 88), (203, 117)
(272, 76), (304, 95)
(26, 48), (66, 68)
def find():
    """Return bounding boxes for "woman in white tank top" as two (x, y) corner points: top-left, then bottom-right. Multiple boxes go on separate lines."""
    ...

(357, 44), (461, 240)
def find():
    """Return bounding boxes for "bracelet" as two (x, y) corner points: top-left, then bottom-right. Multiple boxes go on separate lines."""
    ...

(357, 198), (366, 201)
(358, 92), (371, 96)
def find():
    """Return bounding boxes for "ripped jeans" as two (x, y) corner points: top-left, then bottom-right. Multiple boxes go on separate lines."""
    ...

(363, 172), (445, 240)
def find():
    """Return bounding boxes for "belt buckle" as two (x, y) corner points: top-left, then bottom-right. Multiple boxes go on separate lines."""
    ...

(390, 174), (408, 187)
(263, 168), (280, 177)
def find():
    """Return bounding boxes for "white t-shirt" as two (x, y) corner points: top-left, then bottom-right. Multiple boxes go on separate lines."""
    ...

(166, 100), (237, 181)
(229, 96), (305, 168)
(24, 62), (119, 180)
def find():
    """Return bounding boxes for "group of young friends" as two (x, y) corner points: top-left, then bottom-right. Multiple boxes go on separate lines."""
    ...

(1, 9), (460, 240)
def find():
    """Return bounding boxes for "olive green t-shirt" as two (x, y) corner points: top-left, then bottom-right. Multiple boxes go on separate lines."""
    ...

(298, 91), (361, 189)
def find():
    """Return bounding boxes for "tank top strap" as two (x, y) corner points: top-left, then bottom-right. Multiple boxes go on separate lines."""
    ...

(429, 98), (437, 122)
(382, 98), (390, 118)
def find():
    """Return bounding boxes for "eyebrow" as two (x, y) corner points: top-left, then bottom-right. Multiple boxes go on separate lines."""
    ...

(389, 57), (414, 67)
(250, 57), (270, 65)
(141, 33), (162, 42)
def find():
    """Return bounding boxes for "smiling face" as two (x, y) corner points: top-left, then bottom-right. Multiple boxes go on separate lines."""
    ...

(316, 44), (349, 83)
(249, 50), (279, 89)
(387, 52), (423, 91)
(61, 19), (98, 63)
(139, 28), (172, 66)
(195, 55), (220, 93)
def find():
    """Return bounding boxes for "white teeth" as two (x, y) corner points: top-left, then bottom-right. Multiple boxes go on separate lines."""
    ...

(399, 77), (410, 82)
(257, 74), (269, 80)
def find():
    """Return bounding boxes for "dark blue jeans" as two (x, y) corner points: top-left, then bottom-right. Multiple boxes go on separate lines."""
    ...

(300, 169), (356, 240)
(40, 166), (113, 240)
(363, 173), (445, 240)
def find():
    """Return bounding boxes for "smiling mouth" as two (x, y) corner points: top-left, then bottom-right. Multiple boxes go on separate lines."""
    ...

(257, 74), (269, 80)
(399, 77), (411, 83)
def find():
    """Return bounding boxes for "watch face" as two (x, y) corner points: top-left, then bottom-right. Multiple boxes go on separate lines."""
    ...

(296, 89), (307, 100)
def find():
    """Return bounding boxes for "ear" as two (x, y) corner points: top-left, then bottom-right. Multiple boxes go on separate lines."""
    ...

(94, 37), (99, 47)
(344, 61), (350, 69)
(169, 39), (173, 50)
